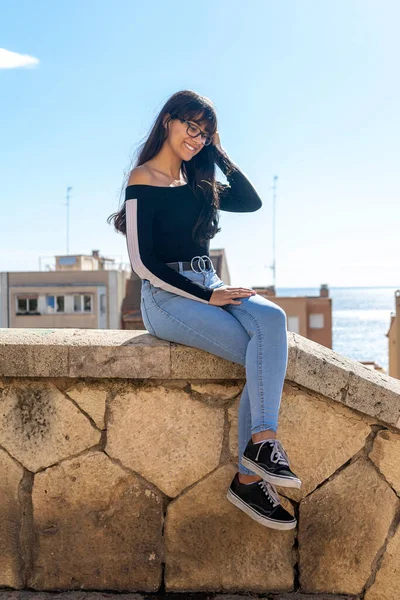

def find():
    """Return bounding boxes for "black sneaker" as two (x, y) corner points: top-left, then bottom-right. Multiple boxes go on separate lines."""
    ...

(241, 438), (302, 489)
(226, 472), (297, 530)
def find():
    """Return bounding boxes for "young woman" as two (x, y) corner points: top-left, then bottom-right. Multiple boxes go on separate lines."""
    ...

(108, 90), (301, 531)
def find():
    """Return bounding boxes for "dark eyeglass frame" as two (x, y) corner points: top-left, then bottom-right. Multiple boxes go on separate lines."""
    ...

(169, 115), (214, 146)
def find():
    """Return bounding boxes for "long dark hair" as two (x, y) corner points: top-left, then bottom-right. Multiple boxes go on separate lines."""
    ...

(107, 89), (239, 245)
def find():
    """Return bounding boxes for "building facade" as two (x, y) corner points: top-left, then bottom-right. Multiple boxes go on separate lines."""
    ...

(0, 250), (130, 329)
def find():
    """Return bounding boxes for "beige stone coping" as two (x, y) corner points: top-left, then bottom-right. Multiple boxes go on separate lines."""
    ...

(1, 327), (400, 430)
(0, 594), (360, 600)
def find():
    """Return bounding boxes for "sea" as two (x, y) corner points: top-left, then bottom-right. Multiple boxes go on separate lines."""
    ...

(275, 286), (400, 373)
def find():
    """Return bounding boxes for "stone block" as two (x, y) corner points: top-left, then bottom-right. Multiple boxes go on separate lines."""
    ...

(228, 385), (371, 499)
(191, 382), (242, 401)
(290, 333), (353, 402)
(165, 464), (295, 593)
(266, 595), (359, 600)
(285, 332), (297, 381)
(364, 523), (400, 600)
(0, 343), (68, 377)
(171, 344), (245, 379)
(65, 383), (108, 429)
(106, 386), (224, 497)
(0, 448), (24, 588)
(299, 457), (399, 595)
(29, 452), (163, 591)
(345, 368), (400, 427)
(369, 429), (400, 493)
(69, 334), (170, 379)
(0, 381), (100, 472)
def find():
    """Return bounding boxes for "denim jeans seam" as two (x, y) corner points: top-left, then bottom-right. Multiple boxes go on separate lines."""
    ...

(228, 304), (266, 431)
(149, 299), (246, 363)
(141, 299), (157, 336)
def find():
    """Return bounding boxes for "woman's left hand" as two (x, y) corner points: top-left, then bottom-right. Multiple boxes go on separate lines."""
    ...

(212, 130), (221, 147)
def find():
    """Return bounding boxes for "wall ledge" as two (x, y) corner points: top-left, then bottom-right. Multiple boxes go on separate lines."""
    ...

(1, 327), (399, 430)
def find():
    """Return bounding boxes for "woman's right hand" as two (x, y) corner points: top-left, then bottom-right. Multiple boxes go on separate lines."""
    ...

(209, 285), (256, 306)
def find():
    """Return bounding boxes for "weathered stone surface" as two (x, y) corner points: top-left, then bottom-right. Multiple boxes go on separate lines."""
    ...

(29, 452), (163, 591)
(191, 382), (242, 401)
(0, 594), (360, 600)
(227, 398), (241, 463)
(69, 332), (170, 379)
(345, 368), (400, 428)
(268, 593), (360, 600)
(106, 386), (224, 497)
(228, 384), (372, 499)
(170, 338), (297, 382)
(290, 333), (400, 427)
(0, 329), (172, 379)
(0, 595), (145, 600)
(265, 596), (358, 600)
(369, 429), (400, 493)
(0, 340), (68, 377)
(65, 383), (107, 429)
(171, 344), (245, 379)
(0, 327), (400, 595)
(0, 448), (24, 588)
(299, 457), (399, 595)
(152, 379), (188, 389)
(364, 523), (400, 600)
(165, 464), (296, 593)
(1, 329), (400, 431)
(290, 333), (353, 402)
(285, 333), (297, 381)
(0, 381), (100, 472)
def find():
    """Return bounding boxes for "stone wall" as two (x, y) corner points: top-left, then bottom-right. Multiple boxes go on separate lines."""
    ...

(0, 328), (399, 598)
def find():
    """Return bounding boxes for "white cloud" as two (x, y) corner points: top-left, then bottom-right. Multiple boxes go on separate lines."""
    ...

(0, 48), (39, 69)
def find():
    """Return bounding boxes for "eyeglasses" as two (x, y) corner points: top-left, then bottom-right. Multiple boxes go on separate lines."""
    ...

(182, 119), (213, 146)
(169, 115), (213, 146)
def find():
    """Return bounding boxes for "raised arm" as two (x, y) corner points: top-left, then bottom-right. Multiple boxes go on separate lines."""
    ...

(214, 143), (262, 213)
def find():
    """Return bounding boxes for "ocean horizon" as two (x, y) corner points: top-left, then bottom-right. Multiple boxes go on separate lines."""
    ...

(275, 286), (400, 373)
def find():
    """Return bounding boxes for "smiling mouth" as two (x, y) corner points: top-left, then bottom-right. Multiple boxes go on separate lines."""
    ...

(184, 141), (197, 152)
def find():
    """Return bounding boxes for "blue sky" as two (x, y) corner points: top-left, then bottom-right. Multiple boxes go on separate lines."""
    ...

(1, 0), (399, 289)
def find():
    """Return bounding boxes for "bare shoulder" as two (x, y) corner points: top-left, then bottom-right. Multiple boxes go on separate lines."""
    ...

(127, 165), (154, 186)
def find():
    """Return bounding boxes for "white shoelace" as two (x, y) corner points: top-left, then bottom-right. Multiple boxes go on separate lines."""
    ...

(257, 479), (280, 507)
(255, 439), (290, 467)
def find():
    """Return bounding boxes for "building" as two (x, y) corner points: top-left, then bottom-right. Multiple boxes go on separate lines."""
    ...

(0, 250), (130, 329)
(253, 283), (332, 348)
(387, 289), (400, 379)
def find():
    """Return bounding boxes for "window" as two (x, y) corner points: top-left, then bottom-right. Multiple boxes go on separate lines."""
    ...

(83, 295), (92, 312)
(309, 313), (324, 329)
(100, 293), (106, 315)
(46, 295), (65, 313)
(16, 296), (38, 315)
(73, 295), (81, 312)
(73, 294), (93, 313)
(287, 316), (299, 333)
(16, 293), (94, 316)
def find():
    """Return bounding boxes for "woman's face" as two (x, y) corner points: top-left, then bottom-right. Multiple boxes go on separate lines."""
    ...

(164, 114), (213, 160)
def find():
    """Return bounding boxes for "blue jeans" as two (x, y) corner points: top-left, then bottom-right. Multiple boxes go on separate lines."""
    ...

(140, 260), (288, 476)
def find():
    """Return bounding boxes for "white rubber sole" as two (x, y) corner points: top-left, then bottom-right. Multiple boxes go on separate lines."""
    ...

(241, 456), (302, 489)
(226, 488), (297, 531)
